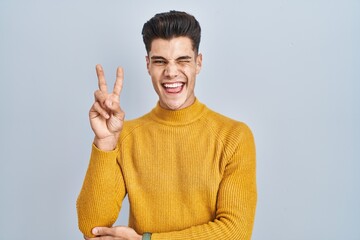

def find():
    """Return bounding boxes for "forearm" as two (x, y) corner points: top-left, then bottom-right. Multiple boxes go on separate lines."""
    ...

(151, 214), (256, 240)
(76, 144), (126, 237)
(151, 183), (257, 240)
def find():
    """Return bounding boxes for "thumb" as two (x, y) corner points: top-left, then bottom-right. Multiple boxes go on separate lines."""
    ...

(92, 226), (112, 236)
(106, 97), (124, 121)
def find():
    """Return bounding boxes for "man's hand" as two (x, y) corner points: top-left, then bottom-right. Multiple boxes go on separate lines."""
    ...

(84, 226), (142, 240)
(90, 64), (125, 151)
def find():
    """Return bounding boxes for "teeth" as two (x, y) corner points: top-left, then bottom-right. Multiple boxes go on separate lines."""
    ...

(163, 82), (183, 88)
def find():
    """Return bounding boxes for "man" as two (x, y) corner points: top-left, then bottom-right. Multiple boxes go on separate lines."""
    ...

(77, 11), (257, 240)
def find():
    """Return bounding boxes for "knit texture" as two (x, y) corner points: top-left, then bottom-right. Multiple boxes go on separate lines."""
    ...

(77, 99), (257, 239)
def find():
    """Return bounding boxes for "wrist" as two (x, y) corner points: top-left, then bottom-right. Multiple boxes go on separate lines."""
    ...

(93, 136), (118, 151)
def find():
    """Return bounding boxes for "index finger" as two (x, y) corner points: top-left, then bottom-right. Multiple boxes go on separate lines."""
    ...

(113, 66), (124, 96)
(96, 64), (108, 93)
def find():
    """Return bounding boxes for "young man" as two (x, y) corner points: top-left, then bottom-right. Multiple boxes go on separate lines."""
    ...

(77, 11), (257, 240)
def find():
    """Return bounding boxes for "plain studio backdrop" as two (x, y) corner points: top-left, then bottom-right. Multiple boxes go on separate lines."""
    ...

(0, 0), (359, 239)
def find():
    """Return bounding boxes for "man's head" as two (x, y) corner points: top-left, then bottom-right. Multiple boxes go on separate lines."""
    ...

(142, 10), (201, 55)
(142, 11), (203, 111)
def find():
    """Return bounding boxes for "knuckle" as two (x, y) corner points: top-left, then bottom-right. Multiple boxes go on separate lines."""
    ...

(95, 90), (107, 98)
(92, 102), (100, 111)
(94, 90), (102, 97)
(114, 227), (121, 234)
(94, 92), (99, 100)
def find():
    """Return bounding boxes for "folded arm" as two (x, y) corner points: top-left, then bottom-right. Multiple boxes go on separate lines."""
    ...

(76, 145), (126, 238)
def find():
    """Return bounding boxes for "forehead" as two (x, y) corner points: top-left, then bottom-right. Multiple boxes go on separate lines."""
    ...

(149, 37), (195, 58)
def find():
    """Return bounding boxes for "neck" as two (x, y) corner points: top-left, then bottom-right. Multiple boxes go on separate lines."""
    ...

(159, 95), (196, 111)
(150, 98), (206, 126)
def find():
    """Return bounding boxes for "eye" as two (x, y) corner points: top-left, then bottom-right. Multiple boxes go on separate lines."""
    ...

(177, 60), (191, 66)
(177, 57), (192, 64)
(153, 60), (166, 65)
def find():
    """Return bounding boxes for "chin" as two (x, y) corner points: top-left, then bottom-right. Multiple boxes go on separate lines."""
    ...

(165, 102), (185, 110)
(161, 98), (186, 110)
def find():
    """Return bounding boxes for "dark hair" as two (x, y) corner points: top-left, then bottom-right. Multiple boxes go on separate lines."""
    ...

(142, 10), (201, 54)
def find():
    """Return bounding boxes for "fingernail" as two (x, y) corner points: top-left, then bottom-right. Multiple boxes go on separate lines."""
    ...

(92, 228), (98, 234)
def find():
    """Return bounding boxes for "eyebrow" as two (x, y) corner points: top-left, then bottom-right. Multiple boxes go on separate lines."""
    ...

(150, 56), (167, 61)
(150, 56), (193, 61)
(176, 56), (192, 60)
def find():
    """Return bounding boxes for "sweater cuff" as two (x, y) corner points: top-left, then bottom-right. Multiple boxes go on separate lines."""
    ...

(89, 144), (119, 168)
(91, 143), (119, 158)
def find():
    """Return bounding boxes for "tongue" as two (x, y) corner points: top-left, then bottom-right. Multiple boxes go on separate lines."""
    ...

(166, 86), (183, 93)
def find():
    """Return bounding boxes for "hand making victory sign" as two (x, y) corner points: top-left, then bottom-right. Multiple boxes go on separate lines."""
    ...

(89, 64), (125, 151)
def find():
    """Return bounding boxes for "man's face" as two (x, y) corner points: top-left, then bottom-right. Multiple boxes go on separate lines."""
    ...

(146, 37), (202, 110)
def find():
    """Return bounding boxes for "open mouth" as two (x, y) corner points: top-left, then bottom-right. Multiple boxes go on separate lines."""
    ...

(162, 82), (185, 94)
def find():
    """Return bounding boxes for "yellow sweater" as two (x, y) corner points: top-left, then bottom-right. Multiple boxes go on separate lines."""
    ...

(77, 99), (257, 239)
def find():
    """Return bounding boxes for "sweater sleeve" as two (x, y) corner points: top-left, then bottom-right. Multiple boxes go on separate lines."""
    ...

(76, 144), (126, 238)
(151, 125), (257, 240)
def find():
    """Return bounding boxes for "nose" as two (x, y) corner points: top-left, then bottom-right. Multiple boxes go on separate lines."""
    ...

(164, 62), (178, 78)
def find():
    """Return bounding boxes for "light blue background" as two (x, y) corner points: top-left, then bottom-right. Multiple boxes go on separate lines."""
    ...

(0, 0), (359, 239)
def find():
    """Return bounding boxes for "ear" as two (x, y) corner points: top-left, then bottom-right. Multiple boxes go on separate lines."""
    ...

(145, 55), (150, 75)
(195, 53), (203, 74)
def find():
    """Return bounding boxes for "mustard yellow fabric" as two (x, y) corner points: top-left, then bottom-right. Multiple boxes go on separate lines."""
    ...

(77, 99), (257, 239)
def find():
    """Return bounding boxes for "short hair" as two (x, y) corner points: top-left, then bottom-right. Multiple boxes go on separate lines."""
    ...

(142, 10), (201, 54)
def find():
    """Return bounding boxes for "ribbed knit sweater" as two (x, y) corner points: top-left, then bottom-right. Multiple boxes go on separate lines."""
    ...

(77, 99), (257, 239)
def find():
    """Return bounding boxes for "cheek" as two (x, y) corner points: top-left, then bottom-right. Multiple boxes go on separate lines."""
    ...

(183, 68), (197, 81)
(149, 68), (163, 82)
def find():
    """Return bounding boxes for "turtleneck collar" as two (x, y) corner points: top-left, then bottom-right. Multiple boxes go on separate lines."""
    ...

(149, 98), (207, 126)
